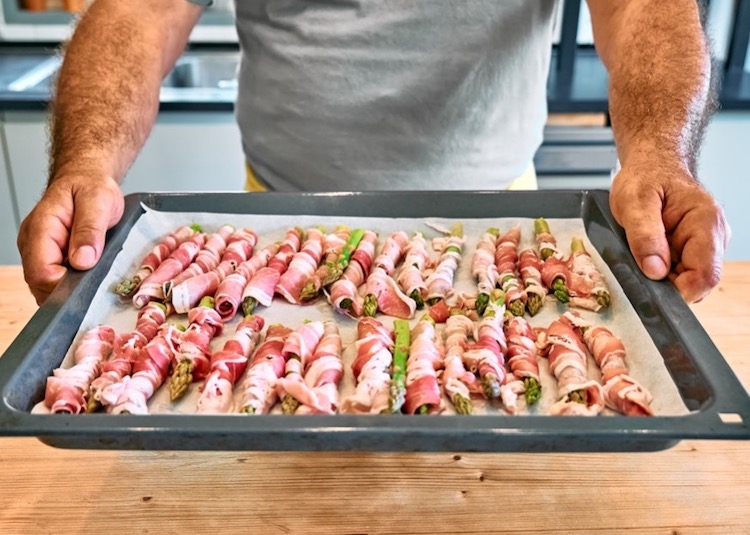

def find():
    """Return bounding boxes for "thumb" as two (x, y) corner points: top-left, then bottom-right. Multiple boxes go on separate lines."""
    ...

(615, 192), (671, 280)
(68, 184), (123, 270)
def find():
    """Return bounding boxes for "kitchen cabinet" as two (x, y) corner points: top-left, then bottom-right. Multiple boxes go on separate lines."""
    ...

(0, 125), (20, 264)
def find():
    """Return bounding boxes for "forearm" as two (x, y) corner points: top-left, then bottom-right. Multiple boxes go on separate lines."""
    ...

(49, 0), (201, 184)
(590, 0), (715, 175)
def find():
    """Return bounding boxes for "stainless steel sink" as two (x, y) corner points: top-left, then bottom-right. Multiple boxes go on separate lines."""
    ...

(6, 52), (240, 96)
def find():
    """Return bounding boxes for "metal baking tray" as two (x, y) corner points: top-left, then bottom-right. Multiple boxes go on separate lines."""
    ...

(1, 190), (748, 452)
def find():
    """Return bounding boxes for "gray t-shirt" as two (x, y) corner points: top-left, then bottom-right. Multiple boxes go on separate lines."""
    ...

(228, 0), (558, 191)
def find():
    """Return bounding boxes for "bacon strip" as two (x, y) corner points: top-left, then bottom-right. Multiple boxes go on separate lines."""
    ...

(538, 312), (604, 416)
(277, 321), (344, 414)
(471, 229), (498, 299)
(133, 233), (206, 308)
(214, 243), (279, 321)
(328, 230), (377, 317)
(276, 227), (325, 304)
(172, 305), (224, 385)
(442, 314), (482, 408)
(396, 232), (430, 303)
(89, 302), (169, 408)
(494, 227), (527, 315)
(505, 316), (540, 382)
(196, 315), (265, 414)
(103, 324), (184, 414)
(424, 232), (464, 303)
(582, 324), (653, 416)
(404, 320), (443, 414)
(342, 318), (394, 414)
(364, 231), (414, 318)
(518, 248), (546, 314)
(164, 224), (235, 296)
(237, 324), (293, 414)
(45, 325), (116, 414)
(242, 227), (303, 308)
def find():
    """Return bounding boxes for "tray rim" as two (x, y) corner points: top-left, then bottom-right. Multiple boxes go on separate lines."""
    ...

(0, 189), (748, 452)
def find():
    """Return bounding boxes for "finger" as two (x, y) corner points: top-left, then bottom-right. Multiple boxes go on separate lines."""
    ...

(68, 186), (123, 270)
(670, 231), (724, 303)
(617, 193), (671, 280)
(18, 213), (70, 304)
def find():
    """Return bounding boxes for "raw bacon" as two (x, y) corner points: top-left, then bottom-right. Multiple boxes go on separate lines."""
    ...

(115, 224), (200, 298)
(363, 231), (413, 317)
(237, 324), (293, 414)
(277, 321), (344, 414)
(442, 314), (481, 413)
(518, 248), (546, 316)
(425, 227), (464, 303)
(494, 226), (527, 316)
(582, 324), (652, 416)
(471, 228), (499, 314)
(164, 224), (235, 295)
(242, 227), (303, 309)
(214, 243), (279, 321)
(404, 320), (443, 415)
(89, 302), (169, 410)
(537, 312), (604, 416)
(276, 227), (325, 304)
(133, 233), (206, 309)
(302, 226), (351, 300)
(103, 324), (184, 414)
(505, 316), (542, 405)
(567, 237), (611, 312)
(196, 315), (265, 414)
(328, 230), (377, 317)
(169, 302), (225, 401)
(45, 325), (115, 414)
(342, 318), (394, 414)
(396, 232), (430, 306)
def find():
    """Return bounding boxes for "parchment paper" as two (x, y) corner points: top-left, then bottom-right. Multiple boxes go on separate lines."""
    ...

(33, 206), (689, 416)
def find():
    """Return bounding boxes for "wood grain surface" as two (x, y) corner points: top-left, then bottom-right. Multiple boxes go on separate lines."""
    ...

(0, 264), (748, 534)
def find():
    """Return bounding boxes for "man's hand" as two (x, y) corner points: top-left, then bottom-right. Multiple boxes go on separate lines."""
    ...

(610, 163), (730, 303)
(17, 176), (124, 304)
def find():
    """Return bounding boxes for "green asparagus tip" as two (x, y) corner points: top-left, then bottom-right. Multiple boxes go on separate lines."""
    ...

(540, 248), (556, 261)
(339, 298), (353, 311)
(487, 227), (500, 237)
(242, 297), (258, 316)
(552, 278), (569, 303)
(569, 389), (587, 405)
(509, 300), (526, 317)
(299, 281), (319, 301)
(170, 359), (194, 401)
(452, 394), (474, 415)
(533, 218), (550, 236)
(526, 294), (543, 316)
(482, 374), (501, 400)
(199, 296), (215, 309)
(596, 291), (611, 309)
(189, 223), (202, 233)
(239, 405), (256, 414)
(475, 293), (489, 316)
(114, 278), (138, 298)
(450, 222), (464, 238)
(410, 289), (424, 309)
(570, 236), (586, 254)
(524, 377), (542, 405)
(281, 394), (300, 415)
(426, 297), (442, 307)
(418, 405), (430, 415)
(86, 392), (102, 413)
(175, 324), (187, 332)
(387, 383), (406, 414)
(363, 294), (378, 317)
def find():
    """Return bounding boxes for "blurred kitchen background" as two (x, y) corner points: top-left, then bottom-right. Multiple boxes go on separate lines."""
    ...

(0, 0), (747, 264)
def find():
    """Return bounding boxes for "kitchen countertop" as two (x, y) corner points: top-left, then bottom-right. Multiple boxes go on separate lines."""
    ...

(0, 263), (748, 533)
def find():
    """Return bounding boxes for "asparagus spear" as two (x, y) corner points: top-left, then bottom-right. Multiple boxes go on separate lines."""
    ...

(170, 296), (216, 401)
(570, 237), (611, 308)
(387, 319), (411, 413)
(281, 357), (302, 415)
(363, 294), (378, 317)
(523, 376), (542, 405)
(533, 218), (557, 260)
(451, 393), (474, 415)
(425, 222), (464, 307)
(551, 278), (570, 303)
(479, 289), (505, 400)
(526, 292), (544, 317)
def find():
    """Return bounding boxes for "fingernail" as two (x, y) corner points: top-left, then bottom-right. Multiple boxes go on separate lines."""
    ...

(71, 245), (96, 268)
(642, 255), (667, 280)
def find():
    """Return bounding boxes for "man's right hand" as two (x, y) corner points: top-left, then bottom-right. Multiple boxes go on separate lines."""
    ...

(17, 176), (124, 305)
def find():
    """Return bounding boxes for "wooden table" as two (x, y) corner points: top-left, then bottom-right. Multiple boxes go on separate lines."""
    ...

(0, 264), (748, 534)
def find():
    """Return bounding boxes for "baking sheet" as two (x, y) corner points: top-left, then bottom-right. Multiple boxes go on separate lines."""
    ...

(31, 205), (688, 417)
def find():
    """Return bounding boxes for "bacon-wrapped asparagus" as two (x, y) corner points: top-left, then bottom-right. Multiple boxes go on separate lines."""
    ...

(328, 230), (377, 317)
(404, 317), (444, 415)
(534, 217), (561, 261)
(581, 323), (652, 416)
(568, 237), (611, 310)
(275, 227), (325, 304)
(341, 318), (394, 414)
(237, 324), (293, 414)
(386, 318), (411, 413)
(471, 228), (499, 316)
(363, 231), (414, 318)
(442, 314), (480, 415)
(45, 325), (116, 414)
(518, 248), (546, 316)
(424, 223), (464, 306)
(196, 314), (265, 414)
(277, 321), (344, 414)
(504, 316), (542, 405)
(163, 224), (236, 297)
(169, 296), (224, 401)
(242, 227), (303, 314)
(132, 233), (206, 309)
(170, 227), (258, 314)
(103, 324), (184, 414)
(396, 232), (430, 309)
(214, 243), (279, 321)
(494, 226), (526, 317)
(278, 321), (326, 414)
(301, 227), (366, 301)
(88, 302), (169, 412)
(538, 311), (604, 416)
(115, 224), (201, 298)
